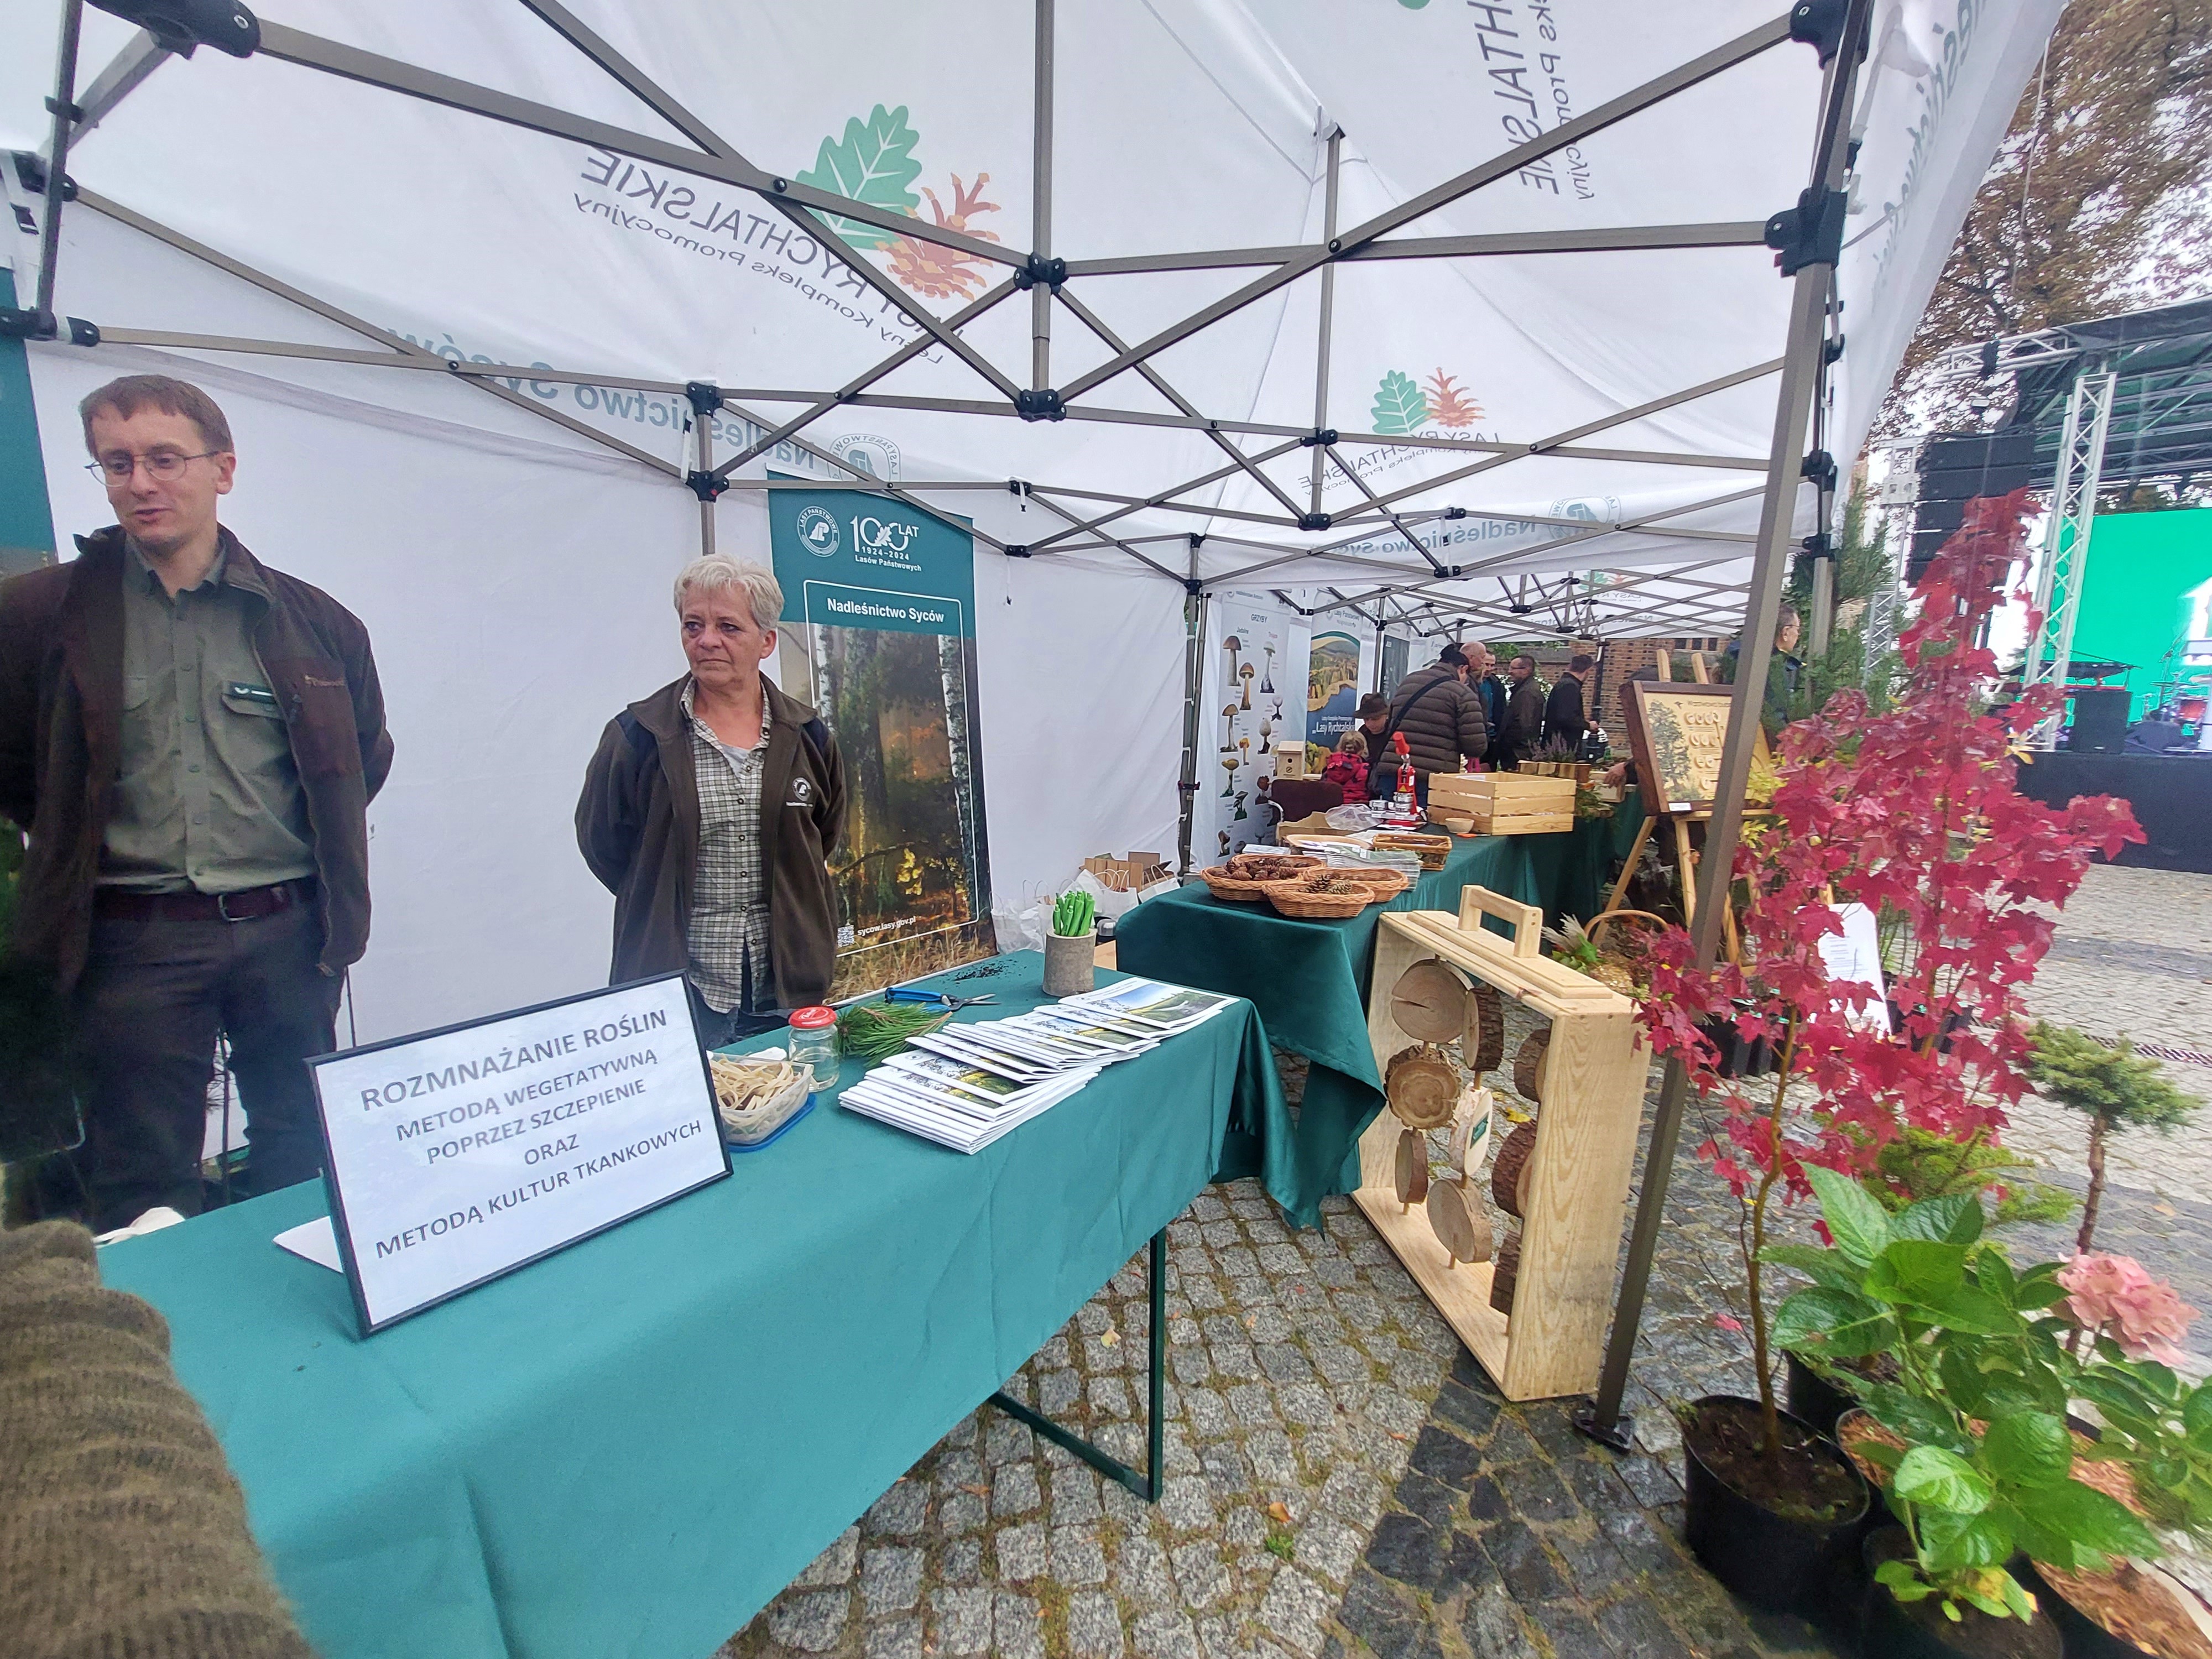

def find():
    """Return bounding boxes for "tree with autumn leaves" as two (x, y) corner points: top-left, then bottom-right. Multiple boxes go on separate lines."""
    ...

(1634, 492), (2144, 1455)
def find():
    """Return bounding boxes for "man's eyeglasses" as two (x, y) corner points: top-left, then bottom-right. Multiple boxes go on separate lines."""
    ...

(85, 450), (223, 483)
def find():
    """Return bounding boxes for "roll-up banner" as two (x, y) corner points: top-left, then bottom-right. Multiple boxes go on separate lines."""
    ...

(768, 486), (994, 995)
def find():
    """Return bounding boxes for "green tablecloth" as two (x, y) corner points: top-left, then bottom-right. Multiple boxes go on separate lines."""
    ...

(1118, 833), (1564, 1228)
(100, 951), (1284, 1659)
(1552, 787), (1646, 925)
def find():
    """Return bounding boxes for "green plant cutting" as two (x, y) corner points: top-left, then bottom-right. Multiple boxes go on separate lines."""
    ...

(1860, 1125), (2074, 1229)
(1050, 890), (1095, 939)
(1771, 1168), (2164, 1624)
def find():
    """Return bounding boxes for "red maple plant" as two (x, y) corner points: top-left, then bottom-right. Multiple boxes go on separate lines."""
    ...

(1635, 490), (2143, 1455)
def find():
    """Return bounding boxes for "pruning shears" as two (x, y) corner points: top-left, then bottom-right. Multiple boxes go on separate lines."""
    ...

(885, 986), (999, 1010)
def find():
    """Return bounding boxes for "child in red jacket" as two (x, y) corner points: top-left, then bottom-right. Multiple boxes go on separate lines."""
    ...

(1321, 731), (1370, 799)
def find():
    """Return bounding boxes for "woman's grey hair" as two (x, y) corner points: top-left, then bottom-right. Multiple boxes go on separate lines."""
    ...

(672, 555), (784, 629)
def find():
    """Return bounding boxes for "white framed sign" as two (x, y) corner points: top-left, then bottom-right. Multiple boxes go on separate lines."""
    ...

(309, 973), (728, 1334)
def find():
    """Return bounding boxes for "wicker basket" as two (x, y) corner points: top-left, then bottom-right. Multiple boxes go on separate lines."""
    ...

(1200, 855), (1322, 901)
(1330, 867), (1413, 899)
(1264, 875), (1375, 919)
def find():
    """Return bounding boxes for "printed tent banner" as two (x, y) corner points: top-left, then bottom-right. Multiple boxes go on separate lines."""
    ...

(0, 0), (2055, 1034)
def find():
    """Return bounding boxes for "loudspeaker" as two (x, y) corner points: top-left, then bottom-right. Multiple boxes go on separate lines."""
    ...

(1910, 429), (2037, 583)
(2070, 686), (2131, 754)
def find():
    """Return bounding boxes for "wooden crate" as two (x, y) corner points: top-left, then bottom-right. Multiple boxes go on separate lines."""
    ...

(1428, 772), (1575, 836)
(1357, 891), (1648, 1401)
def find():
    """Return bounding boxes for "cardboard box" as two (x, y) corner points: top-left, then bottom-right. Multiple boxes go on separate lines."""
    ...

(1428, 773), (1575, 836)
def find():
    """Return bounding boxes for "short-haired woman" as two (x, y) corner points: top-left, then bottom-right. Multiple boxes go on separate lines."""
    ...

(576, 556), (846, 1045)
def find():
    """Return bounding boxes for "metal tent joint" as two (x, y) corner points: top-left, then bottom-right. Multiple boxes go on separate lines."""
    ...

(1300, 429), (1338, 448)
(1800, 448), (1837, 489)
(684, 469), (728, 504)
(1787, 0), (1855, 65)
(1015, 388), (1066, 422)
(1013, 253), (1068, 291)
(1799, 531), (1834, 560)
(0, 306), (96, 345)
(684, 381), (724, 418)
(89, 0), (262, 59)
(1298, 512), (1331, 531)
(1764, 186), (1847, 277)
(12, 151), (74, 200)
(1004, 544), (1033, 559)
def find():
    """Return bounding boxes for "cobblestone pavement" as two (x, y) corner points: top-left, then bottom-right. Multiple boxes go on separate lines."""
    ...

(724, 865), (2212, 1659)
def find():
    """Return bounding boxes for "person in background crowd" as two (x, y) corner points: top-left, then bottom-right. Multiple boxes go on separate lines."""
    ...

(1471, 644), (1509, 766)
(1, 1220), (315, 1657)
(1354, 692), (1391, 745)
(1321, 729), (1369, 798)
(0, 374), (393, 1233)
(577, 556), (847, 1046)
(1543, 652), (1595, 753)
(1376, 644), (1489, 805)
(1721, 606), (1806, 742)
(1501, 653), (1546, 763)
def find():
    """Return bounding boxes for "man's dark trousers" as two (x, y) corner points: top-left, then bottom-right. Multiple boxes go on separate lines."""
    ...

(74, 896), (340, 1230)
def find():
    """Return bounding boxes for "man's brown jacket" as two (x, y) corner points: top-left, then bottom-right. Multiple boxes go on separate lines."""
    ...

(0, 526), (393, 992)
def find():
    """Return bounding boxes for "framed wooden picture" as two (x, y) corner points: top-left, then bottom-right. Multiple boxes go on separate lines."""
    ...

(1618, 680), (1768, 816)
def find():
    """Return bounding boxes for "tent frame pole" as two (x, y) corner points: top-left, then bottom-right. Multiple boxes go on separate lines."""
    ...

(30, 0), (83, 321)
(1578, 0), (1875, 1452)
(1031, 0), (1055, 392)
(1311, 124), (1343, 517)
(1176, 540), (1206, 878)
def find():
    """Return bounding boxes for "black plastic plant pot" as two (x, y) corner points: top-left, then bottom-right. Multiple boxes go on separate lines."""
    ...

(1695, 1014), (1776, 1079)
(1783, 1350), (1855, 1439)
(1681, 1395), (1870, 1621)
(1862, 1530), (2062, 1659)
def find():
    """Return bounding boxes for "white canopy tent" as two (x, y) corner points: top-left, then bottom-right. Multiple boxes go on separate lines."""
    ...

(1, 0), (2062, 1447)
(2, 0), (2054, 1044)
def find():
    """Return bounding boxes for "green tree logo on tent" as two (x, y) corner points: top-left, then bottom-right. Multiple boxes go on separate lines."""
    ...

(1371, 370), (1430, 435)
(795, 105), (923, 250)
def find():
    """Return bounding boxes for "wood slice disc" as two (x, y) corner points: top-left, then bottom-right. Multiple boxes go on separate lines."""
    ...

(1463, 983), (1505, 1076)
(1394, 1127), (1430, 1206)
(1490, 1120), (1539, 1218)
(1386, 1044), (1460, 1130)
(1512, 1027), (1552, 1105)
(1489, 1227), (1521, 1314)
(1390, 960), (1469, 1044)
(1426, 1176), (1494, 1264)
(1447, 1087), (1492, 1176)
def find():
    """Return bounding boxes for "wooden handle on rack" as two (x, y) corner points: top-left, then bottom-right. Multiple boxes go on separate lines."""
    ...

(1458, 885), (1542, 958)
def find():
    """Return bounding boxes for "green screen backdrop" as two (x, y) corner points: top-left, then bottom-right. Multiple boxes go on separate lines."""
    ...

(2069, 508), (2212, 717)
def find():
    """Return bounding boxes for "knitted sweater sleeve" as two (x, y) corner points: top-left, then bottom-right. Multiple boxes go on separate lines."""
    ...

(0, 1222), (316, 1659)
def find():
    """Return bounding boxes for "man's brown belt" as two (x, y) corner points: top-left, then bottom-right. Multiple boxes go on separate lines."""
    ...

(93, 878), (316, 924)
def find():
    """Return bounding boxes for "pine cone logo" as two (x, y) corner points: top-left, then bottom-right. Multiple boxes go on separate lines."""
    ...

(1425, 369), (1484, 429)
(886, 173), (1003, 300)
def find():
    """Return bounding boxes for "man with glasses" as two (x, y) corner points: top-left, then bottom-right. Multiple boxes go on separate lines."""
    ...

(0, 375), (393, 1230)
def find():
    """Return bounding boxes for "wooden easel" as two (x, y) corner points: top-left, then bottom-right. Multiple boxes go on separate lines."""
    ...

(1601, 811), (1741, 963)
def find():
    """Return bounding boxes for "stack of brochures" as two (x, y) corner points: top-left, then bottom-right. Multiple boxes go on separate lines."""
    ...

(839, 976), (1236, 1152)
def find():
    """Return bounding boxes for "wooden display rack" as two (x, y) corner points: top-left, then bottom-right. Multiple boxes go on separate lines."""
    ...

(1357, 890), (1648, 1401)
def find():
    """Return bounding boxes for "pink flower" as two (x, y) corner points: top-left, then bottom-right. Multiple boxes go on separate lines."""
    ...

(2059, 1254), (2198, 1364)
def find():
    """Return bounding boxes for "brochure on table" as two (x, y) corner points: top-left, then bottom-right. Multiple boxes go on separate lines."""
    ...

(300, 973), (728, 1334)
(840, 978), (1236, 1153)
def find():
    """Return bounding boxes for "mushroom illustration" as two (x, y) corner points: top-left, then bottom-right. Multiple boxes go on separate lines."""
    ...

(1220, 702), (1239, 752)
(1218, 831), (1232, 858)
(1232, 790), (1248, 822)
(1223, 635), (1243, 693)
(1261, 643), (1276, 694)
(1239, 662), (1256, 709)
(1220, 754), (1238, 796)
(1239, 735), (1251, 766)
(1258, 717), (1273, 754)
